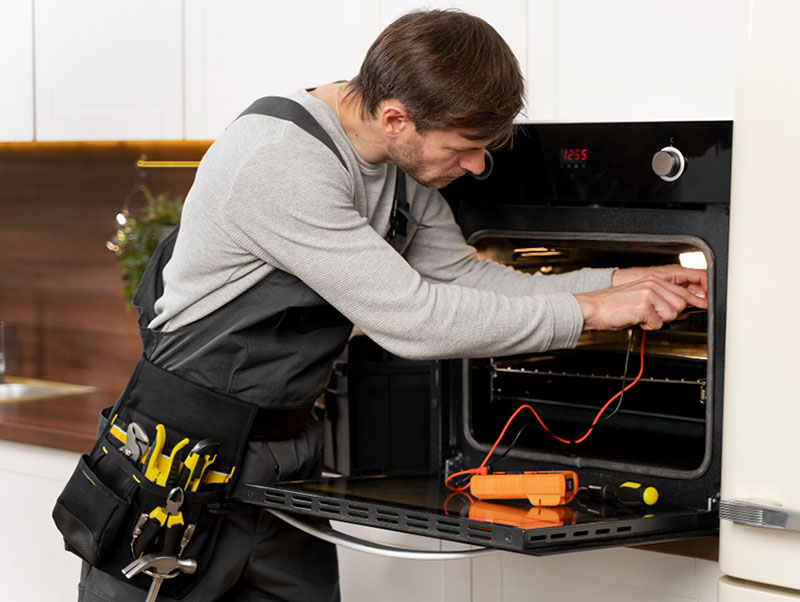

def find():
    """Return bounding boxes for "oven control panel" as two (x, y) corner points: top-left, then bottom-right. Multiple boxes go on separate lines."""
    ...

(445, 121), (732, 206)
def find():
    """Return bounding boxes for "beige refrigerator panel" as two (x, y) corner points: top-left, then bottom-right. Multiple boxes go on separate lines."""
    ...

(721, 0), (800, 594)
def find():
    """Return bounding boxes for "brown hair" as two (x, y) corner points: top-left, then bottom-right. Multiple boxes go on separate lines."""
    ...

(347, 9), (524, 148)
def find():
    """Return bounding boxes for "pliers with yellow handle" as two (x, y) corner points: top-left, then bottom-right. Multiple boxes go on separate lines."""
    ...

(131, 486), (185, 557)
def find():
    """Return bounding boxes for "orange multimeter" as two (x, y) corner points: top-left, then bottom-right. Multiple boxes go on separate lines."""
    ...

(469, 470), (578, 506)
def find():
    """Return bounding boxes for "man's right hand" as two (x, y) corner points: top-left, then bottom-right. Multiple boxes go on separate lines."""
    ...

(574, 273), (708, 331)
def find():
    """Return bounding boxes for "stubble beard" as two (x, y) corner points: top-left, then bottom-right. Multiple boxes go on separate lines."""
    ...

(387, 138), (461, 189)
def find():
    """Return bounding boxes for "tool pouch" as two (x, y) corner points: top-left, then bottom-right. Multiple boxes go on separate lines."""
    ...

(52, 357), (258, 599)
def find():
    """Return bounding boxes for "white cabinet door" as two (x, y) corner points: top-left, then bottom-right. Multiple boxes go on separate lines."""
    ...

(0, 441), (82, 602)
(334, 522), (471, 602)
(34, 0), (183, 141)
(184, 0), (382, 140)
(0, 0), (34, 141)
(473, 548), (721, 602)
(528, 0), (736, 122)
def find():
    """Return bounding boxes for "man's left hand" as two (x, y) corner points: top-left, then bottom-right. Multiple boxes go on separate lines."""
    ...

(611, 265), (708, 300)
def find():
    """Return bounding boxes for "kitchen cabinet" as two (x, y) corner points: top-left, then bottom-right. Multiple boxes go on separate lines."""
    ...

(34, 0), (183, 141)
(183, 0), (382, 139)
(336, 523), (472, 602)
(0, 440), (82, 602)
(472, 548), (721, 602)
(528, 0), (736, 122)
(0, 0), (34, 141)
(3, 0), (737, 143)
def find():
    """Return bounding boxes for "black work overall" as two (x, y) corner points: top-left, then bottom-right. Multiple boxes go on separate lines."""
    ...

(78, 99), (374, 602)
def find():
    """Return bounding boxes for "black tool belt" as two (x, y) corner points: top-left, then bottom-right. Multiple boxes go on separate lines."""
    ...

(52, 357), (309, 599)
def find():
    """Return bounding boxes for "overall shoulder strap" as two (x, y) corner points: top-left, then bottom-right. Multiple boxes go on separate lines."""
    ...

(236, 96), (346, 168)
(237, 95), (424, 241)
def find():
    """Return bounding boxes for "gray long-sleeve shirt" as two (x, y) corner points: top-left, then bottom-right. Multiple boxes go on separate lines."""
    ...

(149, 90), (613, 359)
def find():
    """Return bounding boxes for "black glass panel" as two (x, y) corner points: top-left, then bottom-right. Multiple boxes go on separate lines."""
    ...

(240, 474), (717, 555)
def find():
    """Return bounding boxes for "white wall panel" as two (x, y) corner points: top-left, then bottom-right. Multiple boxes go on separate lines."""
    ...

(184, 0), (382, 139)
(0, 0), (34, 141)
(34, 0), (183, 141)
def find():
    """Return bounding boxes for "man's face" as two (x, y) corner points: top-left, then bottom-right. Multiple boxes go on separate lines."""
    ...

(387, 127), (491, 188)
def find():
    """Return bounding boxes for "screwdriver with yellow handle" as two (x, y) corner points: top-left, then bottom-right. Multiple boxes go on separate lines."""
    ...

(584, 481), (659, 506)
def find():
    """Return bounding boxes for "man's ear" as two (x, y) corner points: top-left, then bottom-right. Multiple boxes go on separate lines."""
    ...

(378, 99), (413, 139)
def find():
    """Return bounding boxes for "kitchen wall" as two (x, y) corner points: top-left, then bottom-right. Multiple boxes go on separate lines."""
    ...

(0, 142), (208, 395)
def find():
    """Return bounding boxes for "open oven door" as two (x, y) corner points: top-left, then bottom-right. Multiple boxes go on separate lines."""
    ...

(236, 326), (720, 559)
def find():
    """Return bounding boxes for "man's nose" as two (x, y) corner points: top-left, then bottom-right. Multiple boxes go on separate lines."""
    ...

(460, 149), (486, 176)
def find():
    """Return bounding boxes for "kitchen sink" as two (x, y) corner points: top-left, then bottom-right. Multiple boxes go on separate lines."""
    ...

(0, 377), (96, 401)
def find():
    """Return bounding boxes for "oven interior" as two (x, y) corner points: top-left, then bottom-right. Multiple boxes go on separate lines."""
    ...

(464, 235), (712, 478)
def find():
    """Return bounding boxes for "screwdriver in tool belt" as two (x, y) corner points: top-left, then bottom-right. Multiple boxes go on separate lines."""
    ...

(584, 482), (659, 506)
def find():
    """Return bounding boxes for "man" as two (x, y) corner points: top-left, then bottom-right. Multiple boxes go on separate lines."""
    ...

(78, 9), (706, 602)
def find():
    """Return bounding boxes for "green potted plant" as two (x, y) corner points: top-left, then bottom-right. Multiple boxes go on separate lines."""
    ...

(108, 185), (183, 304)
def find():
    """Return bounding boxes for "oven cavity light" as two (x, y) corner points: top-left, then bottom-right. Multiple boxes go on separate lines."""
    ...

(679, 251), (707, 270)
(513, 247), (562, 258)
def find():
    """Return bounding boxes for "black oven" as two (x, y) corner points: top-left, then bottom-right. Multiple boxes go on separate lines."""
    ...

(240, 120), (732, 556)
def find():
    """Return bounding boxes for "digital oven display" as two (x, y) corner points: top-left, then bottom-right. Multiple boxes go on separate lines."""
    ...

(560, 148), (588, 164)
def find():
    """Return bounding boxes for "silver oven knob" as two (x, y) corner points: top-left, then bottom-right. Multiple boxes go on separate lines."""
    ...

(652, 146), (686, 181)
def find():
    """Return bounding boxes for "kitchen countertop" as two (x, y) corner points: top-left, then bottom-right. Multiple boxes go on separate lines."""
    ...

(0, 389), (109, 453)
(0, 390), (719, 561)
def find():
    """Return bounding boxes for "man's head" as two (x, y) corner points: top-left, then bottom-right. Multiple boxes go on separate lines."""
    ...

(347, 9), (525, 149)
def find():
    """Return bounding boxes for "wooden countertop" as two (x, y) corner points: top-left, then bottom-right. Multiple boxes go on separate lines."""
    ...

(0, 390), (109, 453)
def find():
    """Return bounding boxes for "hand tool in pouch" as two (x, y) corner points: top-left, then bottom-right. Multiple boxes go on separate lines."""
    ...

(116, 422), (150, 464)
(158, 437), (190, 487)
(179, 439), (220, 492)
(132, 487), (185, 558)
(122, 553), (197, 602)
(143, 424), (167, 483)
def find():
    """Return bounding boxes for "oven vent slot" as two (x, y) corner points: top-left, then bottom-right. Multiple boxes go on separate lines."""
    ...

(346, 504), (370, 520)
(260, 491), (288, 505)
(376, 509), (400, 525)
(405, 513), (429, 530)
(434, 518), (462, 536)
(290, 495), (313, 510)
(467, 524), (493, 542)
(317, 500), (342, 514)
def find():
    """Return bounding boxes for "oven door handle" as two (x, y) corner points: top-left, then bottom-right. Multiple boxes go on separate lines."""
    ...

(267, 508), (497, 560)
(719, 499), (800, 532)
